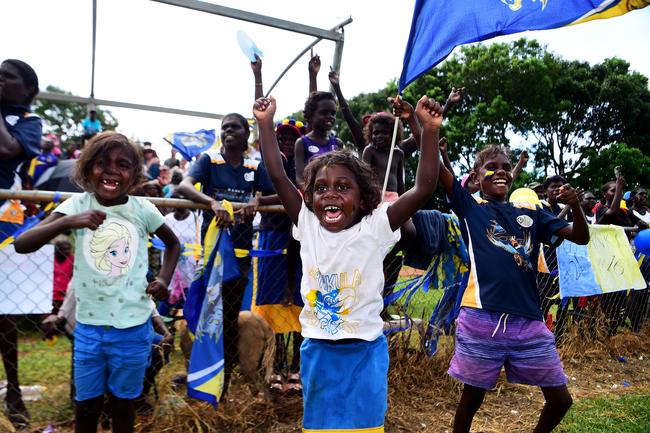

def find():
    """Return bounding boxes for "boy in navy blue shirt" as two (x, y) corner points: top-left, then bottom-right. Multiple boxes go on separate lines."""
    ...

(437, 145), (589, 433)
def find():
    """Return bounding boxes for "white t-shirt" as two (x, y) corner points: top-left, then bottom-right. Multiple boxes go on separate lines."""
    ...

(633, 209), (650, 225)
(164, 212), (202, 298)
(292, 202), (400, 341)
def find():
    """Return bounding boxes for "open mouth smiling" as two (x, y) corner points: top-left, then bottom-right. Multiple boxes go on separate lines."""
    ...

(323, 205), (343, 223)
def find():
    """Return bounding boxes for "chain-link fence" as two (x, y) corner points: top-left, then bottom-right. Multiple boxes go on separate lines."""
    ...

(0, 190), (649, 428)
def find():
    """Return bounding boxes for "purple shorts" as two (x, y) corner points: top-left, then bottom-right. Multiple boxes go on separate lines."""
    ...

(448, 307), (567, 390)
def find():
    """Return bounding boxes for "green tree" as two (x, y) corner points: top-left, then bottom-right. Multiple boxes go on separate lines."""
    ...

(331, 39), (649, 188)
(33, 85), (119, 143)
(575, 143), (650, 192)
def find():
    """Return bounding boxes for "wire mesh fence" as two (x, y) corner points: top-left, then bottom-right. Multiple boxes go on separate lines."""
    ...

(0, 190), (649, 428)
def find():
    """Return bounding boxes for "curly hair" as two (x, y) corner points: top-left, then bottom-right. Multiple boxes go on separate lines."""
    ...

(472, 144), (511, 172)
(73, 132), (146, 193)
(302, 150), (381, 218)
(303, 91), (336, 123)
(363, 112), (402, 145)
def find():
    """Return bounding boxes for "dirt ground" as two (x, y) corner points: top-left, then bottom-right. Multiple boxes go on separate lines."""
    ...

(5, 328), (649, 433)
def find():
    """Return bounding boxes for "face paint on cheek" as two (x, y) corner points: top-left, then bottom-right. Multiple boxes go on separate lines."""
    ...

(483, 170), (495, 180)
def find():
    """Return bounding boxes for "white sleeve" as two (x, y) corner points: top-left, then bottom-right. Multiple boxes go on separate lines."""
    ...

(291, 201), (310, 242)
(371, 203), (401, 247)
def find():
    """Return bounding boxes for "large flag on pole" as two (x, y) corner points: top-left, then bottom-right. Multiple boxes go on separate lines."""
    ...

(399, 0), (649, 91)
(165, 129), (217, 161)
(184, 207), (239, 407)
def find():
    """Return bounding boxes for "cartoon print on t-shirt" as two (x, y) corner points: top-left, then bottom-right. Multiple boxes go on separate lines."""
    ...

(486, 220), (533, 270)
(305, 268), (361, 335)
(89, 221), (133, 276)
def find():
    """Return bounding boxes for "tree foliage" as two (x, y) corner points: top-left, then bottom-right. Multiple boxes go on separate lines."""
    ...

(320, 39), (649, 190)
(33, 85), (119, 143)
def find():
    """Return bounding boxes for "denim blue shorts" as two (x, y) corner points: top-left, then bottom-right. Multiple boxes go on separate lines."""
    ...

(74, 320), (154, 401)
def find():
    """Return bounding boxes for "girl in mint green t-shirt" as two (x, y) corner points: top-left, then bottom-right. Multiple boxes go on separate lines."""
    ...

(15, 132), (180, 433)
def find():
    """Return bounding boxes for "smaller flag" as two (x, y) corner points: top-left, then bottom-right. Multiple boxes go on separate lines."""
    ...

(184, 203), (240, 407)
(165, 129), (217, 161)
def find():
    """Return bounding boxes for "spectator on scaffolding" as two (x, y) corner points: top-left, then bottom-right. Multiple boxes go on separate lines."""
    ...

(81, 109), (102, 142)
(0, 58), (42, 427)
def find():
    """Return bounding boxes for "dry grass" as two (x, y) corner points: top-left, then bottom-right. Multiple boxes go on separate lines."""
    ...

(4, 326), (650, 433)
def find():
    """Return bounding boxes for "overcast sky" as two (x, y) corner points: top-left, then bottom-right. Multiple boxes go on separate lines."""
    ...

(3, 1), (649, 157)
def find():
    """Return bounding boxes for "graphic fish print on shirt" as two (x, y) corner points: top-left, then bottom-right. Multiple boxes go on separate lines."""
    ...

(486, 220), (533, 270)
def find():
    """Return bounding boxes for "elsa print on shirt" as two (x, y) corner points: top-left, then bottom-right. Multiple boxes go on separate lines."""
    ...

(89, 221), (133, 276)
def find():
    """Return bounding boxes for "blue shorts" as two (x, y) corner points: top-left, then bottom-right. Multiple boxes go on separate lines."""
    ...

(74, 320), (154, 401)
(449, 308), (567, 390)
(301, 336), (388, 432)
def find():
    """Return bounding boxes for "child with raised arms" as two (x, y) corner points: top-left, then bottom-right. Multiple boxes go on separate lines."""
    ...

(253, 94), (443, 432)
(294, 91), (344, 186)
(14, 132), (180, 433)
(436, 145), (589, 433)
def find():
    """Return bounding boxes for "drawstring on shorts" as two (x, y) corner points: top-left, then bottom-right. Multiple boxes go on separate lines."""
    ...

(491, 313), (509, 337)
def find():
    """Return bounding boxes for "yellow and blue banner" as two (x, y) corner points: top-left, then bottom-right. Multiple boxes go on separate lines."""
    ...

(165, 129), (217, 161)
(184, 215), (239, 407)
(399, 0), (649, 91)
(556, 224), (647, 298)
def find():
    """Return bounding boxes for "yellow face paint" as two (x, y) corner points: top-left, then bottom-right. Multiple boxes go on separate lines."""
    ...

(483, 170), (495, 179)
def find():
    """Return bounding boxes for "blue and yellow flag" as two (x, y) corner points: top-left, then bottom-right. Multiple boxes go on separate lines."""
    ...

(184, 214), (239, 407)
(165, 129), (217, 161)
(399, 0), (649, 91)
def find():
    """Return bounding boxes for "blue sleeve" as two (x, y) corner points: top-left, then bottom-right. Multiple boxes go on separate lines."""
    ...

(13, 115), (42, 160)
(447, 177), (478, 217)
(187, 153), (211, 185)
(537, 208), (569, 246)
(255, 162), (275, 195)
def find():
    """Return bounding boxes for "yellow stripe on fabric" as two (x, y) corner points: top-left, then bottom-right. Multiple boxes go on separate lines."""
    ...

(303, 427), (383, 433)
(251, 233), (260, 309)
(194, 370), (225, 401)
(253, 304), (302, 333)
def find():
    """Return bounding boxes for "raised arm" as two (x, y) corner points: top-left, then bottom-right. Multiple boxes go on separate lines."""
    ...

(328, 69), (364, 151)
(308, 52), (320, 95)
(251, 55), (263, 100)
(387, 96), (443, 231)
(512, 150), (528, 184)
(253, 96), (302, 225)
(439, 137), (454, 175)
(392, 97), (422, 157)
(442, 87), (465, 117)
(554, 185), (590, 245)
(14, 210), (107, 253)
(604, 176), (626, 217)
